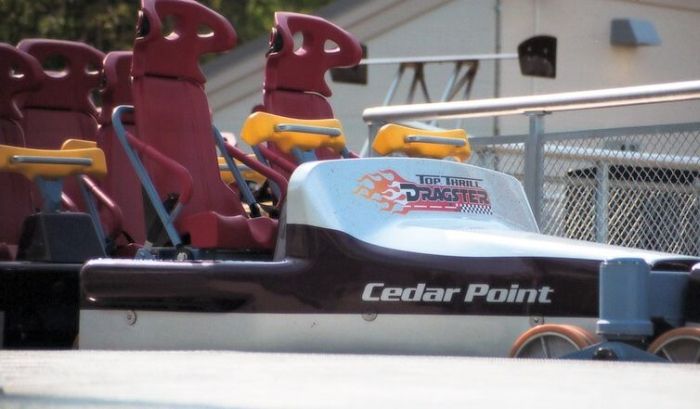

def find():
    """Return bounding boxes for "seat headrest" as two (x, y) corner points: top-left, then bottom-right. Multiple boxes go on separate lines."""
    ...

(132, 0), (236, 84)
(0, 43), (43, 120)
(17, 39), (104, 117)
(264, 12), (362, 97)
(99, 51), (133, 125)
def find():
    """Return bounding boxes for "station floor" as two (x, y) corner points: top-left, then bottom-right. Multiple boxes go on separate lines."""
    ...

(1, 350), (699, 408)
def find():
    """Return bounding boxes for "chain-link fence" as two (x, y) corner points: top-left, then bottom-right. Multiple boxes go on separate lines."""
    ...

(470, 122), (700, 256)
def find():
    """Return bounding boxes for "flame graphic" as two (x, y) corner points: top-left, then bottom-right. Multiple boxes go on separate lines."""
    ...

(354, 169), (408, 212)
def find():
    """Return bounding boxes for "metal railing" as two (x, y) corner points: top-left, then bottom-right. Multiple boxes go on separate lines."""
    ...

(359, 53), (516, 108)
(363, 80), (700, 122)
(469, 124), (700, 255)
(362, 81), (700, 256)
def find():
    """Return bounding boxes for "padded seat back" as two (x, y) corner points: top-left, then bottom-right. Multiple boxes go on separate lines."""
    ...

(17, 39), (104, 149)
(0, 44), (43, 251)
(17, 39), (105, 215)
(96, 51), (145, 243)
(262, 12), (362, 165)
(132, 0), (244, 224)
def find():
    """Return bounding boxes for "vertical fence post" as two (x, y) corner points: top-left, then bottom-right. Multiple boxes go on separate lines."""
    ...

(695, 180), (700, 256)
(594, 161), (610, 243)
(363, 122), (381, 157)
(523, 111), (548, 226)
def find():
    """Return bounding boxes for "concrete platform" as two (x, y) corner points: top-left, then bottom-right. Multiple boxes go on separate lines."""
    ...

(0, 350), (698, 408)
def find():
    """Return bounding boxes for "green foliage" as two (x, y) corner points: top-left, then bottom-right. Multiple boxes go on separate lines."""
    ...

(0, 0), (332, 52)
(205, 0), (331, 43)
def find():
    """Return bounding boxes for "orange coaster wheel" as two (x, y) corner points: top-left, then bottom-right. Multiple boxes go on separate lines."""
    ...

(509, 324), (600, 359)
(647, 327), (700, 363)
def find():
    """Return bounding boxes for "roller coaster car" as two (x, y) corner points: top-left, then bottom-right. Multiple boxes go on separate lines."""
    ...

(0, 41), (115, 348)
(78, 1), (700, 362)
(3, 0), (700, 361)
(80, 154), (700, 357)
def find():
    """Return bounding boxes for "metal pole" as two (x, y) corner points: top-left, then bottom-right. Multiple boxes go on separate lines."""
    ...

(594, 162), (610, 243)
(493, 0), (502, 139)
(523, 112), (548, 226)
(439, 62), (463, 103)
(455, 63), (478, 130)
(382, 65), (405, 106)
(695, 179), (700, 256)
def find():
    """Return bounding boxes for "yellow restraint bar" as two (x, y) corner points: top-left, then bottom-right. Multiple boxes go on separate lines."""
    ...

(0, 139), (107, 181)
(240, 112), (346, 154)
(372, 124), (471, 161)
(218, 156), (266, 186)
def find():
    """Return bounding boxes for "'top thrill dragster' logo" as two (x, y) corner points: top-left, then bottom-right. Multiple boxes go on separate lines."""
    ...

(354, 169), (492, 215)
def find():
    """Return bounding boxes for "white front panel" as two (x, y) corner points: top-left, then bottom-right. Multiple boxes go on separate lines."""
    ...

(287, 158), (537, 233)
(284, 158), (696, 263)
(79, 309), (595, 356)
(286, 157), (540, 254)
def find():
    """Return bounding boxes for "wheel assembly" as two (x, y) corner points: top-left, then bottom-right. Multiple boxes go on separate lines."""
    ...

(647, 327), (700, 363)
(509, 324), (599, 358)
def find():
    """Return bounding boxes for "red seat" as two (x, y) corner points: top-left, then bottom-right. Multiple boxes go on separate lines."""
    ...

(96, 51), (146, 244)
(16, 39), (103, 212)
(16, 39), (130, 246)
(16, 39), (104, 149)
(260, 12), (362, 176)
(130, 0), (276, 250)
(0, 44), (43, 259)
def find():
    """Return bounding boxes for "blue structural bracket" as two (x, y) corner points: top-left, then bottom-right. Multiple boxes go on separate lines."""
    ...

(35, 177), (63, 213)
(649, 270), (688, 328)
(292, 148), (318, 163)
(290, 147), (352, 162)
(250, 145), (282, 200)
(597, 258), (653, 339)
(563, 341), (666, 362)
(112, 105), (182, 247)
(212, 126), (260, 217)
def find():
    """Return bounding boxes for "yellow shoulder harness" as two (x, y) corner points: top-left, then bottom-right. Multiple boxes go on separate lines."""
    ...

(0, 139), (107, 181)
(372, 124), (471, 161)
(240, 112), (346, 154)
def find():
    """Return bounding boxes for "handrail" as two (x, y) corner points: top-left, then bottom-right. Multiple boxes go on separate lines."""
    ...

(363, 80), (700, 123)
(359, 53), (517, 65)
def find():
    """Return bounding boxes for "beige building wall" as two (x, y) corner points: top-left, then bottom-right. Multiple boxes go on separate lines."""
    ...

(498, 0), (700, 137)
(206, 0), (700, 151)
(207, 0), (499, 151)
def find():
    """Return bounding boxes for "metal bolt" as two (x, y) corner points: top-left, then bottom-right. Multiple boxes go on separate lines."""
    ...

(125, 310), (137, 326)
(593, 347), (618, 361)
(362, 312), (377, 322)
(529, 315), (544, 326)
